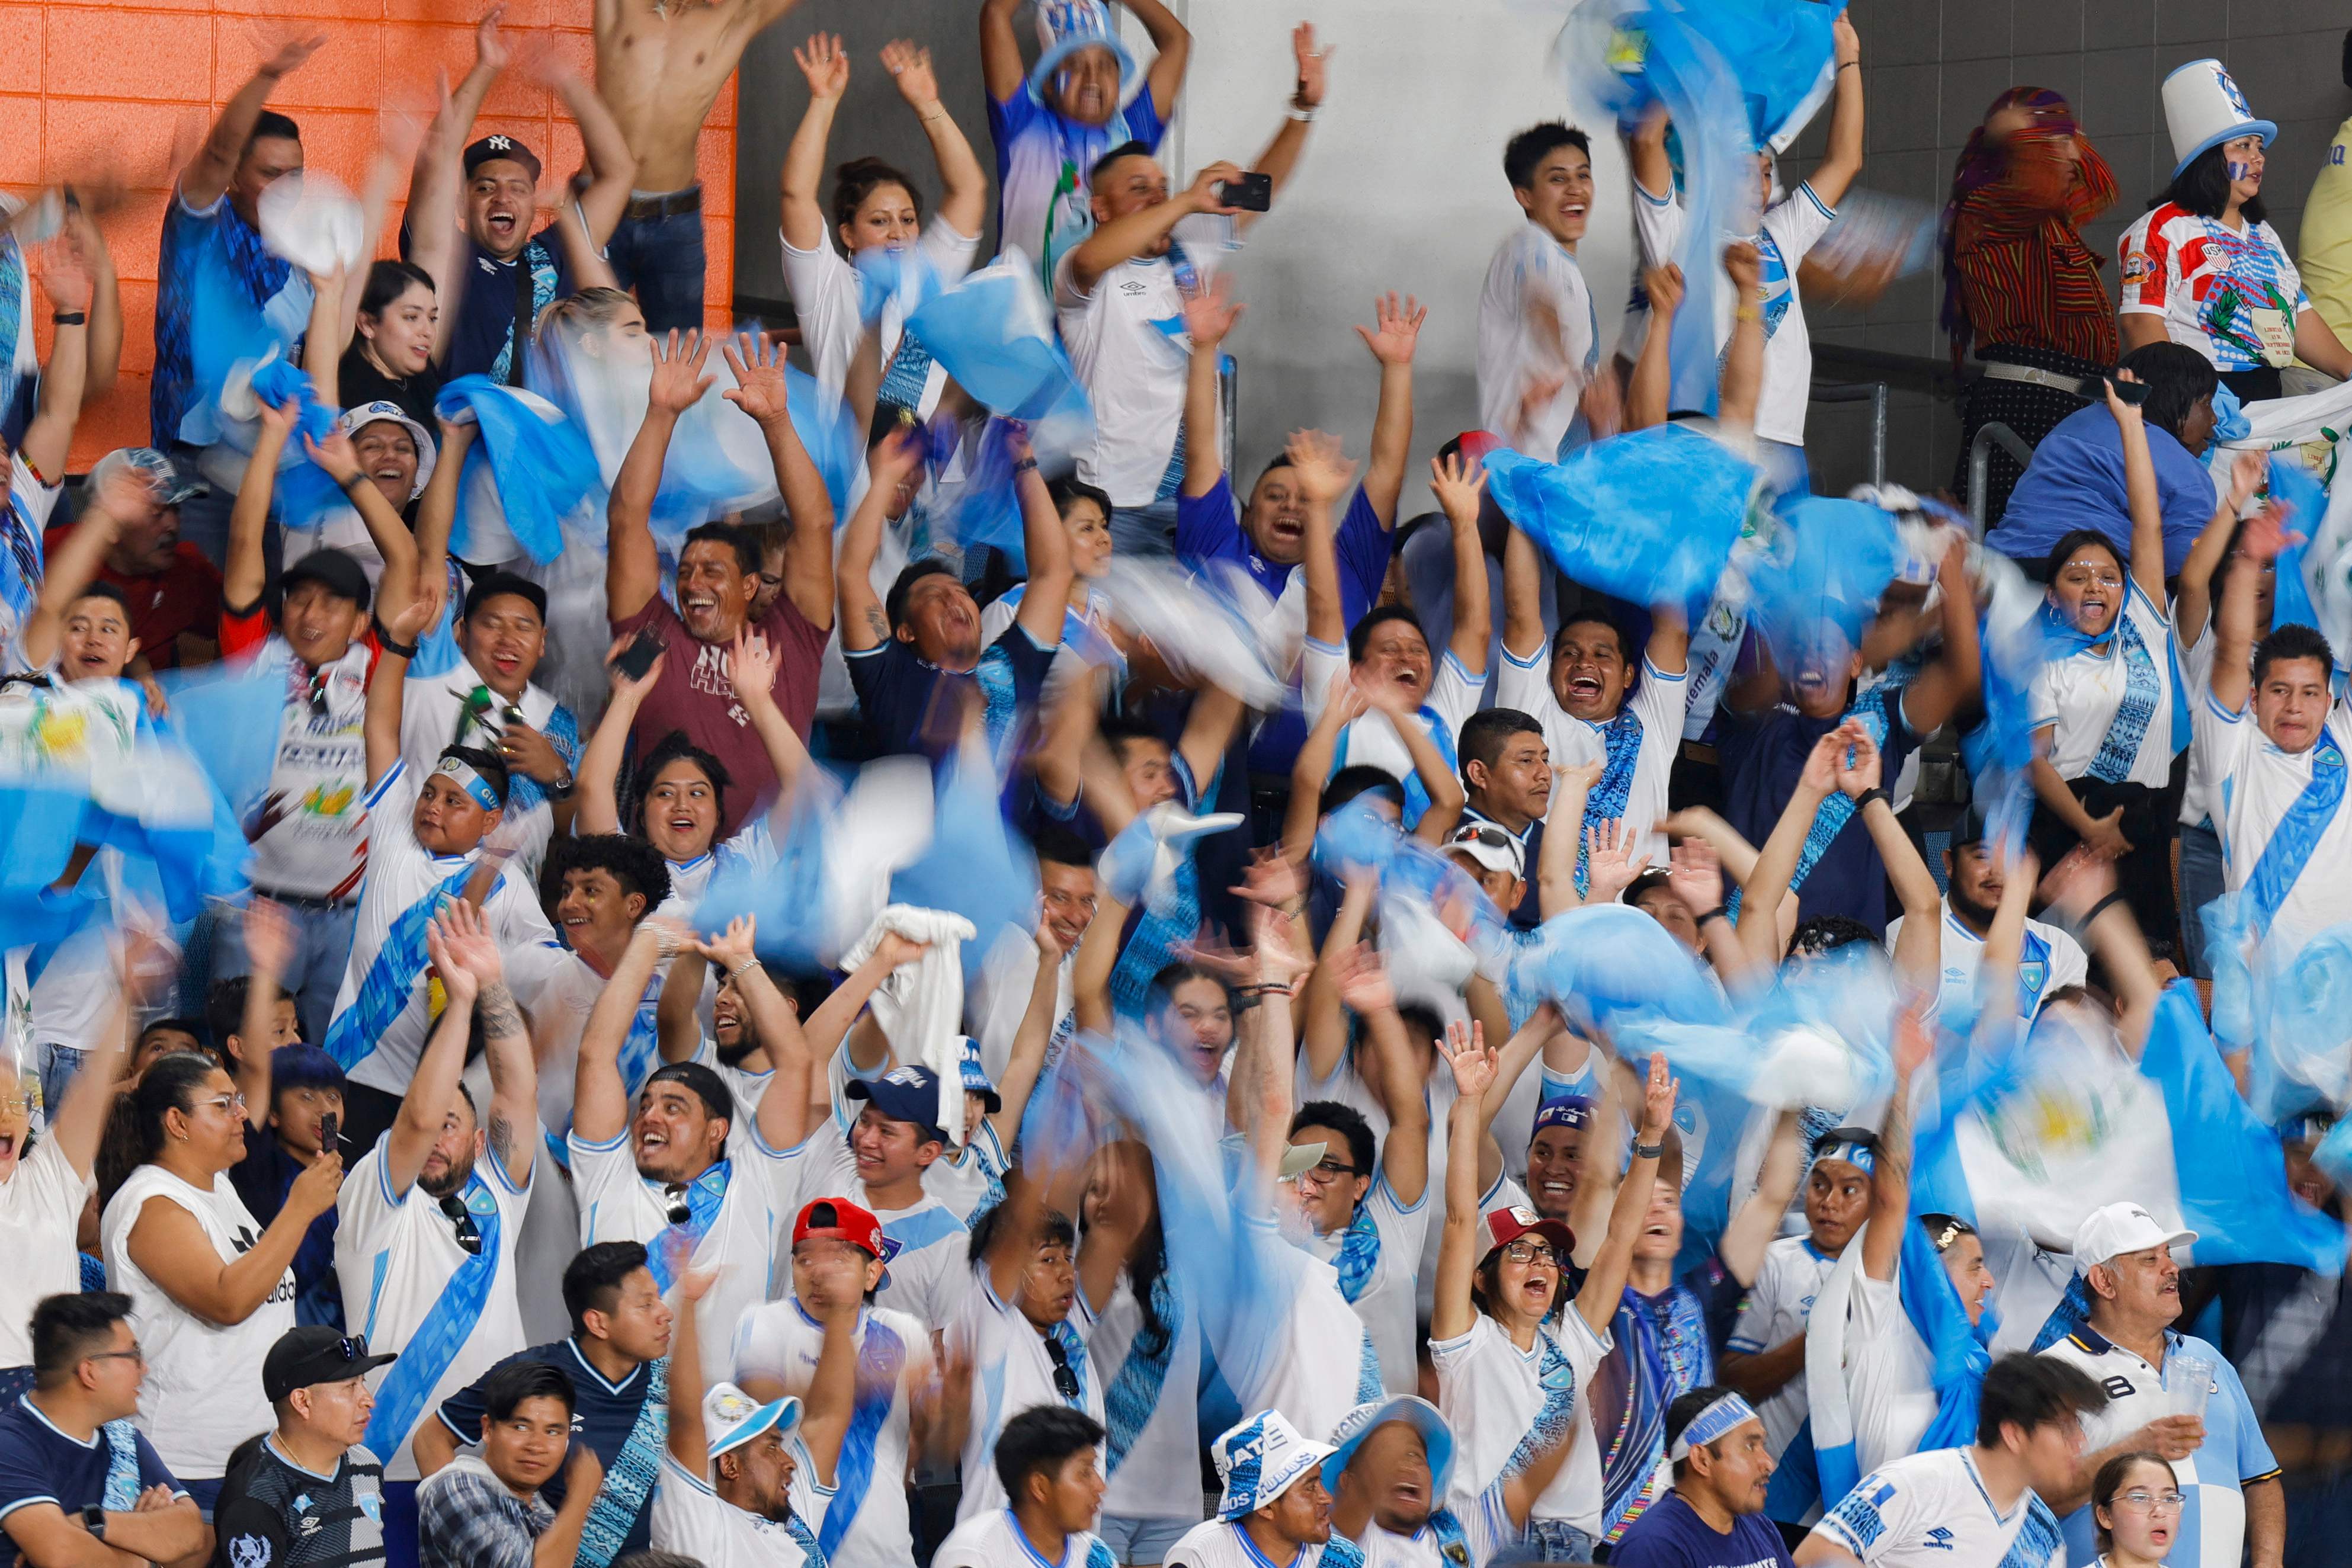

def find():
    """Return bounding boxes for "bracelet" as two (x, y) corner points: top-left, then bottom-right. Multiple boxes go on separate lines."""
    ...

(1854, 785), (1891, 811)
(726, 957), (761, 980)
(1286, 101), (1316, 123)
(1242, 982), (1295, 999)
(1633, 1139), (1666, 1160)
(1838, 60), (1859, 73)
(1734, 303), (1763, 323)
(338, 470), (370, 496)
(51, 312), (86, 326)
(372, 618), (419, 659)
(1699, 905), (1731, 926)
(1230, 990), (1263, 1015)
(1012, 456), (1039, 474)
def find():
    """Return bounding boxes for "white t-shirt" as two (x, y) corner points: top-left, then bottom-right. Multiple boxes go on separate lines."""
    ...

(1302, 644), (1485, 804)
(1842, 1270), (1941, 1479)
(333, 760), (566, 1098)
(1629, 179), (1838, 448)
(1167, 1518), (1362, 1567)
(1812, 1447), (2063, 1567)
(2177, 624), (2225, 829)
(1351, 1487), (1519, 1568)
(1497, 649), (1689, 864)
(2029, 578), (2178, 788)
(934, 1507), (1117, 1568)
(729, 1300), (931, 1568)
(398, 660), (572, 883)
(1053, 221), (1232, 508)
(775, 1135), (975, 1336)
(1885, 899), (2090, 1024)
(1726, 1234), (1842, 1461)
(100, 1165), (296, 1478)
(649, 1447), (831, 1568)
(332, 1141), (535, 1480)
(0, 1137), (90, 1367)
(1299, 1173), (1428, 1398)
(1476, 224), (1598, 458)
(1430, 1310), (1612, 1538)
(1, 451), (63, 671)
(2196, 694), (2352, 947)
(947, 1267), (1103, 1522)
(1088, 1271), (1204, 1524)
(25, 913), (126, 1059)
(248, 637), (380, 900)
(967, 926), (1075, 1086)
(782, 217), (982, 416)
(569, 1127), (793, 1387)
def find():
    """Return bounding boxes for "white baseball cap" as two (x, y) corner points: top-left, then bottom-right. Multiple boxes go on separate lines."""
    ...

(703, 1381), (802, 1467)
(2072, 1202), (2197, 1269)
(1210, 1410), (1336, 1520)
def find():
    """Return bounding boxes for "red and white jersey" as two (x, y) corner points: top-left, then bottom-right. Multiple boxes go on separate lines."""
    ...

(2119, 201), (2308, 373)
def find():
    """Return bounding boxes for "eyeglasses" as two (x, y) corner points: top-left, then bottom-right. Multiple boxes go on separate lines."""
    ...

(85, 1346), (146, 1367)
(1294, 1160), (1361, 1189)
(2110, 1489), (2187, 1513)
(0, 1092), (34, 1117)
(1501, 1239), (1559, 1266)
(1042, 1334), (1081, 1402)
(663, 1183), (693, 1227)
(438, 1194), (483, 1257)
(198, 1092), (249, 1116)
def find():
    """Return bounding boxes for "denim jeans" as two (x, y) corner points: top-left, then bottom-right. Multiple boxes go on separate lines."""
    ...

(2177, 818), (2226, 979)
(605, 198), (708, 334)
(1110, 496), (1178, 558)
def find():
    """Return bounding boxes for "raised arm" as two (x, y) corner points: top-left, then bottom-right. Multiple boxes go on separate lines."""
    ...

(835, 427), (924, 652)
(1537, 762), (1598, 917)
(17, 241), (91, 484)
(1065, 161), (1239, 296)
(792, 1249), (863, 1490)
(1805, 13), (1865, 209)
(1125, 0), (1194, 120)
(1345, 951), (1430, 1207)
(1837, 726), (1942, 992)
(1011, 429), (1075, 647)
(989, 922), (1068, 1147)
(408, 16), (507, 348)
(548, 65), (638, 262)
(1430, 1030), (1501, 1343)
(2213, 499), (2296, 713)
(182, 36), (323, 209)
(731, 336), (837, 637)
(723, 627), (810, 807)
(1575, 1053), (1675, 1334)
(576, 643), (664, 835)
(380, 913), (487, 1197)
(1718, 1110), (1802, 1287)
(2173, 450), (2265, 644)
(365, 595), (434, 790)
(1354, 293), (1425, 526)
(1280, 673), (1366, 861)
(2043, 851), (2164, 1051)
(24, 460), (139, 671)
(1501, 519), (1550, 666)
(607, 332), (713, 621)
(780, 34), (848, 255)
(1430, 452), (1491, 677)
(1737, 726), (1844, 966)
(225, 402), (295, 616)
(231, 902), (293, 1133)
(885, 40), (987, 241)
(976, 0), (1026, 105)
(448, 900), (536, 1188)
(1300, 877), (1374, 1085)
(306, 427), (419, 617)
(1717, 241), (1767, 432)
(1180, 279), (1243, 499)
(1858, 1009), (1930, 1284)
(572, 920), (675, 1144)
(2107, 374), (2168, 606)
(1292, 428), (1359, 650)
(1239, 25), (1328, 232)
(1625, 261), (1683, 431)
(666, 1269), (719, 1470)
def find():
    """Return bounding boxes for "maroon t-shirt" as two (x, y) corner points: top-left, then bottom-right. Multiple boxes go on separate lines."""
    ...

(610, 593), (826, 838)
(43, 530), (224, 670)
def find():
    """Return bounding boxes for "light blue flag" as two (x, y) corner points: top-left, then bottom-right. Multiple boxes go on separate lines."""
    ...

(434, 377), (601, 564)
(1748, 495), (1902, 675)
(903, 255), (1094, 451)
(889, 747), (1039, 984)
(246, 357), (345, 531)
(1485, 425), (1759, 621)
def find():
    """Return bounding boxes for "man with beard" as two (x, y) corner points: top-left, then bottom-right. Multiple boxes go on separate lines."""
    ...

(1324, 1394), (1576, 1566)
(334, 903), (540, 1568)
(1883, 807), (2086, 1023)
(1611, 1389), (1793, 1568)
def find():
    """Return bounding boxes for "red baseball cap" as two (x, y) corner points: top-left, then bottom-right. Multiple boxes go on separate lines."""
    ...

(1477, 1204), (1576, 1262)
(794, 1197), (886, 1263)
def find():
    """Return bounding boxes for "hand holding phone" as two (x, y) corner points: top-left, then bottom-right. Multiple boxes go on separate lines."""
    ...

(1217, 172), (1273, 213)
(319, 1112), (339, 1151)
(614, 631), (665, 683)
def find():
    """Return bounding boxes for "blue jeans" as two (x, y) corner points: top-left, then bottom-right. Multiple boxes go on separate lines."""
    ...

(1096, 1514), (1197, 1564)
(1525, 1519), (1596, 1560)
(1110, 497), (1178, 558)
(605, 198), (707, 334)
(184, 1475), (225, 1521)
(2177, 819), (2225, 979)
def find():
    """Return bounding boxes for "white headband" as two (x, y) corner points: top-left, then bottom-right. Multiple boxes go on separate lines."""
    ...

(1668, 1391), (1759, 1460)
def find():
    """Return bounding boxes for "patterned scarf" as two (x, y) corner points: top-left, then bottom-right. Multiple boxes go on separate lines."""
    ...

(363, 1173), (504, 1461)
(1330, 1207), (1382, 1305)
(321, 861), (480, 1070)
(1941, 89), (2116, 366)
(2247, 730), (2347, 934)
(2000, 1494), (2066, 1568)
(1332, 708), (1462, 829)
(2084, 610), (2161, 783)
(1504, 1330), (1581, 1484)
(101, 1419), (142, 1511)
(0, 236), (23, 444)
(1601, 1284), (1713, 1542)
(1574, 707), (1646, 896)
(1103, 1272), (1183, 1476)
(820, 1312), (908, 1561)
(644, 1162), (732, 1294)
(576, 1355), (667, 1568)
(489, 241), (562, 386)
(876, 325), (937, 416)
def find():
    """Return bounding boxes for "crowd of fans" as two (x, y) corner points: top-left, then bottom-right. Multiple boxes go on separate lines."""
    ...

(2, 5), (2351, 1568)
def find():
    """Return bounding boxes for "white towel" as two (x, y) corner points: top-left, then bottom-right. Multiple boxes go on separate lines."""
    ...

(841, 904), (978, 1141)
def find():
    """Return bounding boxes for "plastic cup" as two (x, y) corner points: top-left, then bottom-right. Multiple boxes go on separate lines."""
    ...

(2169, 1354), (2214, 1423)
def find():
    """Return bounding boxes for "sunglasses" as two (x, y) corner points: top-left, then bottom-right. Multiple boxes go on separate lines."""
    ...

(664, 1183), (693, 1227)
(1043, 1334), (1081, 1402)
(438, 1194), (483, 1257)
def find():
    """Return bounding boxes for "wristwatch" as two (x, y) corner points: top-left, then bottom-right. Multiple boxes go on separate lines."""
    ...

(545, 770), (576, 801)
(81, 1505), (105, 1540)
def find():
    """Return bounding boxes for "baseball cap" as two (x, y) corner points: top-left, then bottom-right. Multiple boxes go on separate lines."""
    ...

(1446, 823), (1526, 880)
(793, 1197), (894, 1264)
(1476, 1204), (1575, 1262)
(956, 1036), (1002, 1113)
(1532, 1097), (1593, 1136)
(644, 1062), (735, 1127)
(464, 133), (543, 184)
(845, 1064), (950, 1144)
(334, 400), (437, 499)
(261, 1326), (395, 1401)
(281, 547), (372, 613)
(1210, 1409), (1336, 1520)
(463, 569), (550, 624)
(2072, 1202), (2197, 1269)
(1321, 1395), (1454, 1498)
(88, 447), (207, 508)
(1950, 801), (1992, 851)
(703, 1381), (801, 1465)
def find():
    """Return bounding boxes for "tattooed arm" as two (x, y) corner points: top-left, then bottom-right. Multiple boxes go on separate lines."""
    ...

(436, 899), (539, 1190)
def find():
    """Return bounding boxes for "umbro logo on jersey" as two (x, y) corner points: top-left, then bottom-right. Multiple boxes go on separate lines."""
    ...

(1922, 1527), (1955, 1551)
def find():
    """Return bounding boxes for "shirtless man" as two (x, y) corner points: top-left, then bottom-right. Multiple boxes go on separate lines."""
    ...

(595, 0), (808, 331)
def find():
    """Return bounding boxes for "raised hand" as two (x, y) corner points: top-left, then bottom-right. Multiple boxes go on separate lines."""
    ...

(1354, 291), (1425, 367)
(1665, 838), (1723, 915)
(1892, 1002), (1934, 1081)
(1332, 943), (1395, 1016)
(2104, 370), (2145, 432)
(1642, 261), (1685, 322)
(497, 718), (566, 784)
(605, 631), (668, 700)
(880, 39), (938, 108)
(729, 627), (778, 698)
(244, 897), (297, 986)
(287, 1146), (345, 1220)
(1723, 239), (1763, 299)
(649, 331), (716, 415)
(261, 34), (329, 81)
(1584, 819), (1651, 903)
(1229, 849), (1306, 910)
(1283, 429), (1358, 507)
(1800, 726), (1846, 797)
(1834, 721), (1883, 799)
(473, 5), (510, 72)
(386, 585), (442, 649)
(33, 237), (93, 316)
(1185, 161), (1246, 217)
(2239, 498), (2303, 565)
(698, 915), (758, 972)
(1553, 759), (1603, 797)
(793, 33), (850, 101)
(1183, 274), (1246, 348)
(1832, 10), (1860, 68)
(1441, 1019), (1495, 1099)
(873, 929), (933, 974)
(1638, 1050), (1678, 1141)
(1428, 451), (1487, 532)
(1290, 21), (1330, 108)
(867, 422), (927, 492)
(305, 430), (363, 485)
(2226, 448), (2266, 509)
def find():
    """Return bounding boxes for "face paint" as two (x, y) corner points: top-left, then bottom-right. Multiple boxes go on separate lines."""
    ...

(2228, 161), (2254, 182)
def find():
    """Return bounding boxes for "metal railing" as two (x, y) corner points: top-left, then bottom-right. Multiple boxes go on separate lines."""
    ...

(1966, 421), (2037, 528)
(1810, 380), (1890, 488)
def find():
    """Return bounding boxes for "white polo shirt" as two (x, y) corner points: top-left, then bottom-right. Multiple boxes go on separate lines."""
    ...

(1430, 1311), (1612, 1538)
(1885, 899), (2088, 1024)
(650, 1448), (831, 1568)
(2197, 694), (2352, 947)
(1812, 1447), (2065, 1567)
(1726, 1234), (1842, 1460)
(2030, 579), (2179, 788)
(1497, 650), (1689, 864)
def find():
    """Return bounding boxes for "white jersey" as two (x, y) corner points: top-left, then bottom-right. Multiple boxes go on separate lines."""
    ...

(2196, 694), (2352, 948)
(730, 1301), (931, 1568)
(0, 1137), (90, 1366)
(569, 1127), (794, 1387)
(1299, 1173), (1429, 1398)
(649, 1448), (831, 1568)
(398, 659), (573, 883)
(1497, 650), (1689, 864)
(1476, 224), (1598, 458)
(1726, 1235), (1842, 1460)
(775, 1134), (975, 1335)
(248, 637), (380, 900)
(782, 217), (982, 416)
(100, 1164), (296, 1479)
(1053, 222), (1232, 508)
(1302, 644), (1485, 806)
(1628, 179), (1837, 448)
(2177, 624), (2225, 829)
(1812, 1447), (2064, 1568)
(967, 926), (1075, 1086)
(923, 1122), (1009, 1224)
(933, 1508), (1117, 1568)
(333, 1142), (535, 1480)
(1167, 1518), (1367, 1568)
(947, 1267), (1103, 1523)
(1885, 899), (2089, 1025)
(1430, 1310), (1612, 1538)
(2029, 578), (2178, 788)
(527, 951), (674, 1150)
(333, 760), (566, 1098)
(1350, 1487), (1519, 1568)
(1844, 1270), (1941, 1479)
(1089, 1271), (1204, 1525)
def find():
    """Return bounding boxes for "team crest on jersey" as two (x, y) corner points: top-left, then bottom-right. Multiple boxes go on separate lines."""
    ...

(359, 1491), (382, 1522)
(229, 1535), (273, 1568)
(2121, 249), (2151, 284)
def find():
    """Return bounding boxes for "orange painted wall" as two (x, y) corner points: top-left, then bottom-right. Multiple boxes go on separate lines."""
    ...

(1, 0), (738, 469)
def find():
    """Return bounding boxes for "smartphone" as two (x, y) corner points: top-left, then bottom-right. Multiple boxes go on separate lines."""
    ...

(614, 631), (665, 682)
(2111, 377), (2152, 406)
(1217, 172), (1273, 212)
(319, 1112), (339, 1151)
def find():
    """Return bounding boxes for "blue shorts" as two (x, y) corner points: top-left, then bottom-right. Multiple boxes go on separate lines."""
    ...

(1095, 1512), (1199, 1564)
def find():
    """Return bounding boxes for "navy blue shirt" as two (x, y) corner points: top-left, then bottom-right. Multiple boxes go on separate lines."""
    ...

(230, 1140), (344, 1329)
(1610, 1492), (1794, 1568)
(0, 1395), (182, 1528)
(847, 622), (1059, 762)
(1718, 684), (1919, 935)
(434, 1341), (656, 1559)
(401, 225), (575, 386)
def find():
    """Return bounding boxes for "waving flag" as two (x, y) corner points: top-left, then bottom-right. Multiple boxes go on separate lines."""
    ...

(1747, 495), (1904, 676)
(434, 377), (601, 565)
(889, 743), (1040, 983)
(905, 254), (1094, 457)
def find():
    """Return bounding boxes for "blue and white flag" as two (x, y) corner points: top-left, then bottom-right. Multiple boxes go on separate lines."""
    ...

(905, 253), (1094, 460)
(434, 376), (601, 565)
(1747, 495), (1904, 678)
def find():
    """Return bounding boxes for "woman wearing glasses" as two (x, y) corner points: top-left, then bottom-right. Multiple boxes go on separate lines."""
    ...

(100, 1051), (343, 1516)
(2088, 1452), (2186, 1568)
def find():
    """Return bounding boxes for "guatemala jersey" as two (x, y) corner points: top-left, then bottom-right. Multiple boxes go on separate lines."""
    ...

(1302, 644), (1483, 827)
(332, 1142), (534, 1481)
(1476, 223), (1599, 458)
(0, 451), (60, 669)
(1430, 1311), (1613, 1538)
(153, 188), (312, 448)
(949, 1268), (1103, 1524)
(774, 1134), (975, 1335)
(1090, 1269), (1204, 1526)
(2039, 1326), (2277, 1568)
(1812, 1448), (2063, 1568)
(730, 1301), (931, 1568)
(1350, 1484), (1519, 1568)
(1053, 222), (1232, 507)
(2029, 577), (2180, 790)
(988, 84), (1168, 294)
(1497, 652), (1689, 867)
(213, 1436), (387, 1568)
(934, 1509), (1116, 1568)
(2195, 695), (2352, 950)
(1726, 1235), (1844, 1461)
(1168, 1518), (1366, 1568)
(2120, 201), (2309, 373)
(1884, 899), (2089, 1025)
(245, 636), (381, 901)
(1299, 1173), (1428, 1397)
(783, 215), (981, 413)
(649, 1448), (830, 1568)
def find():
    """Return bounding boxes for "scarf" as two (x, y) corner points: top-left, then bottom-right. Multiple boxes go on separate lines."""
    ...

(1898, 1213), (1999, 1455)
(2247, 730), (2348, 934)
(1505, 1330), (1582, 1487)
(876, 323), (938, 416)
(363, 1173), (504, 1460)
(1333, 708), (1461, 829)
(1941, 90), (2117, 367)
(321, 861), (480, 1070)
(1575, 706), (1646, 896)
(644, 1162), (732, 1294)
(1728, 688), (1890, 924)
(1331, 1207), (1382, 1305)
(1103, 1272), (1184, 1476)
(2084, 609), (2162, 784)
(2001, 1495), (2066, 1568)
(819, 1310), (908, 1562)
(1424, 1508), (1472, 1567)
(489, 240), (562, 386)
(0, 236), (22, 445)
(576, 1355), (667, 1568)
(2016, 926), (2054, 1017)
(1602, 1284), (1713, 1541)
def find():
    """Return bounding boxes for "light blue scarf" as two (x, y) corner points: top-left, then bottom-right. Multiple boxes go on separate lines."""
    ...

(1575, 707), (1645, 896)
(1507, 1332), (1581, 1484)
(2084, 611), (2161, 784)
(2247, 730), (2347, 933)
(101, 1419), (140, 1511)
(1331, 1207), (1382, 1305)
(643, 1163), (732, 1294)
(1103, 1272), (1183, 1476)
(322, 861), (479, 1070)
(1332, 708), (1461, 828)
(576, 1355), (667, 1568)
(362, 1173), (504, 1460)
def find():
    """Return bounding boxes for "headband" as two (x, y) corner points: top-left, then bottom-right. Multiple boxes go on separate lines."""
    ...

(434, 755), (501, 812)
(1813, 1138), (1877, 1175)
(1668, 1392), (1759, 1460)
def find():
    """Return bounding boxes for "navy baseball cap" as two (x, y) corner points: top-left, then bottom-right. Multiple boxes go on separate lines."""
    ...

(845, 1064), (950, 1144)
(1533, 1096), (1594, 1135)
